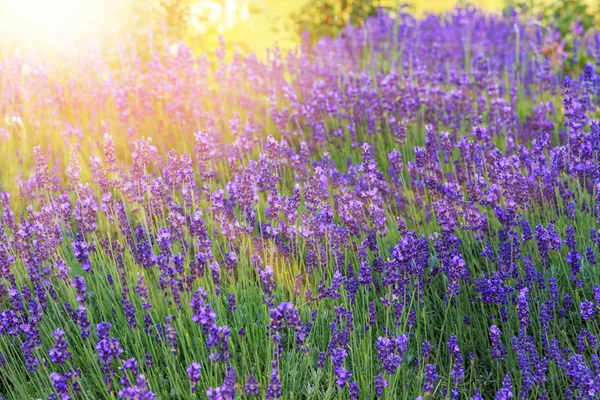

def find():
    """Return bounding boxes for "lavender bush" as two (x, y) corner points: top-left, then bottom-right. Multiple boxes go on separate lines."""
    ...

(0, 7), (600, 399)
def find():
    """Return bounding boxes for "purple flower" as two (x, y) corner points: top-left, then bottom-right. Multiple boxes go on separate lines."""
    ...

(317, 352), (326, 369)
(266, 366), (281, 399)
(517, 288), (530, 328)
(374, 374), (388, 396)
(21, 323), (41, 372)
(72, 276), (87, 303)
(424, 364), (438, 393)
(565, 354), (597, 397)
(511, 333), (547, 397)
(546, 224), (562, 252)
(495, 373), (513, 400)
(594, 286), (600, 306)
(123, 299), (137, 329)
(421, 341), (431, 359)
(49, 371), (78, 400)
(586, 247), (596, 265)
(227, 294), (236, 313)
(490, 325), (507, 361)
(0, 310), (19, 336)
(164, 316), (178, 356)
(447, 333), (460, 358)
(245, 374), (259, 396)
(358, 261), (372, 286)
(368, 302), (376, 326)
(49, 329), (71, 365)
(260, 266), (275, 302)
(187, 362), (202, 391)
(122, 358), (139, 376)
(267, 302), (306, 347)
(447, 334), (464, 384)
(118, 374), (156, 399)
(145, 353), (153, 368)
(74, 305), (91, 341)
(349, 382), (359, 399)
(580, 300), (595, 321)
(190, 288), (217, 330)
(72, 241), (95, 273)
(376, 334), (409, 375)
(331, 348), (351, 387)
(566, 225), (577, 250)
(206, 364), (236, 399)
(95, 322), (123, 390)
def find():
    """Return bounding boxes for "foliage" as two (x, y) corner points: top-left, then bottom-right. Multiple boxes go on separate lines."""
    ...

(127, 0), (193, 37)
(289, 0), (401, 43)
(505, 0), (598, 73)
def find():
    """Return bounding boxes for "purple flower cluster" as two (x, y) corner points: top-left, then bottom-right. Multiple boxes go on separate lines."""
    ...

(268, 302), (307, 350)
(376, 334), (409, 375)
(49, 369), (81, 400)
(490, 325), (507, 361)
(49, 329), (71, 365)
(118, 374), (156, 399)
(96, 322), (124, 391)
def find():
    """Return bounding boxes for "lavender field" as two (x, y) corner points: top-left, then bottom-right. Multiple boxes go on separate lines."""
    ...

(1, 7), (600, 399)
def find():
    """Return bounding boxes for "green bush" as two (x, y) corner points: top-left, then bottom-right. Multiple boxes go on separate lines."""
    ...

(289, 0), (401, 44)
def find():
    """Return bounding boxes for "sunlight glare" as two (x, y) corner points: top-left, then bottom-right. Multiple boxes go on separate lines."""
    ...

(191, 0), (250, 33)
(0, 0), (110, 47)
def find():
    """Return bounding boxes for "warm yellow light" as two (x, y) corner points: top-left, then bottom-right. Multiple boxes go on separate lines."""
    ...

(0, 0), (110, 47)
(191, 0), (250, 33)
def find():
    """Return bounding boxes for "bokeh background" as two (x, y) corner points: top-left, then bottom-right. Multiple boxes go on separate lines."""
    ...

(0, 0), (599, 54)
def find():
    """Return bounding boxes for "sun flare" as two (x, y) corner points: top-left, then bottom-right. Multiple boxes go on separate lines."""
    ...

(0, 0), (112, 47)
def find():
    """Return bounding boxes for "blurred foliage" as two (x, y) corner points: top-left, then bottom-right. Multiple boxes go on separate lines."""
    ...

(504, 0), (599, 74)
(543, 0), (596, 34)
(98, 0), (600, 61)
(288, 0), (402, 44)
(59, 0), (599, 64)
(126, 0), (193, 38)
(110, 1), (309, 56)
